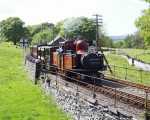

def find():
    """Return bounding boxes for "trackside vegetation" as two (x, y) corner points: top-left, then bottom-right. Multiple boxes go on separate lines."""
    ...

(105, 53), (150, 85)
(120, 49), (150, 63)
(0, 42), (70, 120)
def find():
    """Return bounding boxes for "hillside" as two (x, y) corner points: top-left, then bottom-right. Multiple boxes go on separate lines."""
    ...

(110, 35), (126, 41)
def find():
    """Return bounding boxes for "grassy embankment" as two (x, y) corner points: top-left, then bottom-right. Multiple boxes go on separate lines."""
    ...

(105, 53), (150, 86)
(0, 42), (70, 120)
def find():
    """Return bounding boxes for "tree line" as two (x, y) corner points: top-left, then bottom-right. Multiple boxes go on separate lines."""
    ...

(0, 16), (138, 48)
(114, 32), (145, 48)
(112, 0), (150, 49)
(135, 0), (150, 48)
(0, 0), (149, 49)
(0, 17), (113, 47)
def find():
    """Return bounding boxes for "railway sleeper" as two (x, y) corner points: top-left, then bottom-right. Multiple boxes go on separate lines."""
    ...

(102, 91), (113, 97)
(129, 100), (144, 107)
(102, 91), (146, 110)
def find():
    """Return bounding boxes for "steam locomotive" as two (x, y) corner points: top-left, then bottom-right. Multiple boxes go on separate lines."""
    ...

(28, 39), (106, 82)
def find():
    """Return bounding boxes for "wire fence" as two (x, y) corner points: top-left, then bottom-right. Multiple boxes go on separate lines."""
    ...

(104, 64), (150, 85)
(42, 69), (136, 120)
(25, 57), (150, 119)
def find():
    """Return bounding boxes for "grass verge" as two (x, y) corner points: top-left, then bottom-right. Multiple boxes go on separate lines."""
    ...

(0, 42), (70, 120)
(120, 49), (150, 63)
(105, 53), (150, 86)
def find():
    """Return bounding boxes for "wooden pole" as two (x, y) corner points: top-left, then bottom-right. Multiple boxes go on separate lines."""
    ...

(93, 14), (113, 74)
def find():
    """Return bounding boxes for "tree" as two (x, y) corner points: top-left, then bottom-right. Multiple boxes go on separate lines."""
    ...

(135, 0), (150, 45)
(124, 32), (144, 48)
(55, 21), (65, 37)
(113, 32), (145, 48)
(101, 35), (113, 47)
(114, 41), (124, 48)
(31, 30), (53, 45)
(0, 17), (26, 45)
(132, 32), (144, 48)
(145, 0), (150, 2)
(58, 17), (96, 44)
(114, 32), (144, 48)
(27, 22), (56, 44)
(27, 25), (42, 37)
(27, 22), (55, 37)
(124, 35), (134, 48)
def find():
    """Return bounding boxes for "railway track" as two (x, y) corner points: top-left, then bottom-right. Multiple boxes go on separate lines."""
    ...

(46, 74), (135, 120)
(85, 84), (150, 109)
(104, 75), (150, 92)
(45, 71), (150, 110)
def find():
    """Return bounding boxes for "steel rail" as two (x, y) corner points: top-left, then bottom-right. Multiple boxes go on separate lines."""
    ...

(43, 68), (150, 110)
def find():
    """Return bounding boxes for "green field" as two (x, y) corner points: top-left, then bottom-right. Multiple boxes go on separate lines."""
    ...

(136, 54), (150, 64)
(120, 49), (150, 63)
(0, 42), (70, 120)
(105, 53), (150, 85)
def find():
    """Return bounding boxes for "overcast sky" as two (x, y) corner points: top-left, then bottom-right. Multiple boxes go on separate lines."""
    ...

(0, 0), (148, 36)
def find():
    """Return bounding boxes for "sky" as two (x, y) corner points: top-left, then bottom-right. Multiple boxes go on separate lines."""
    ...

(0, 0), (148, 36)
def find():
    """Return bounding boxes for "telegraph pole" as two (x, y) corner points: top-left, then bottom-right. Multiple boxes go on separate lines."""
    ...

(93, 14), (113, 74)
(93, 14), (103, 48)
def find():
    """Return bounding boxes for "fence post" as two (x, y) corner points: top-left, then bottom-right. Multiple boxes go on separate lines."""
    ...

(145, 91), (150, 120)
(140, 69), (143, 83)
(125, 66), (127, 80)
(93, 77), (96, 99)
(114, 88), (117, 108)
(113, 65), (116, 78)
(56, 72), (58, 89)
(75, 83), (80, 120)
(76, 78), (79, 93)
